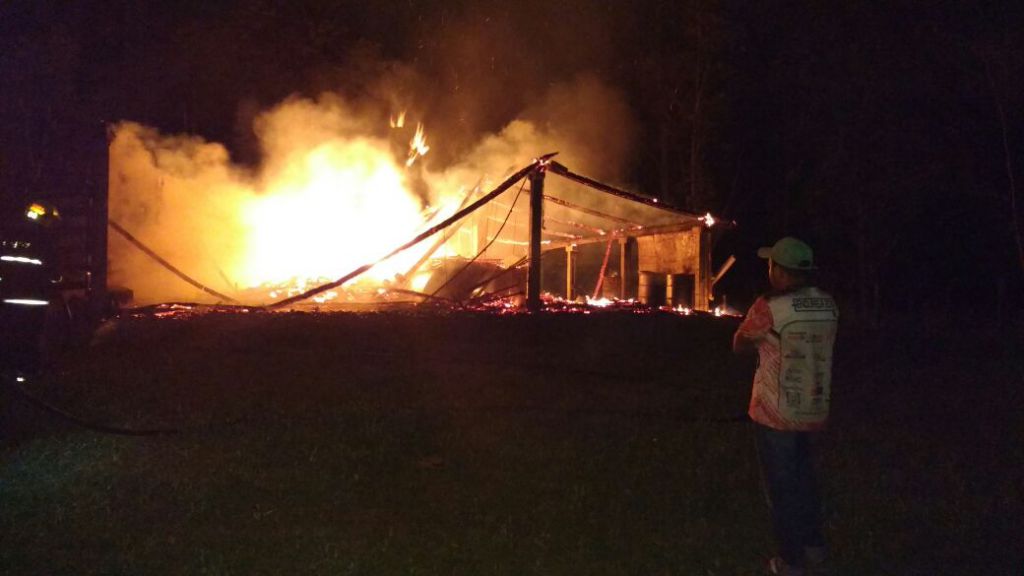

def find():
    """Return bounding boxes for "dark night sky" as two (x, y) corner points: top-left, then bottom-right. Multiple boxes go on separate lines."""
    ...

(1, 0), (1022, 320)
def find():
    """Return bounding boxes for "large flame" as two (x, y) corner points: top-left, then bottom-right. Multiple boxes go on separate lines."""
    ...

(406, 122), (430, 167)
(108, 108), (460, 305)
(237, 139), (431, 288)
(108, 76), (635, 306)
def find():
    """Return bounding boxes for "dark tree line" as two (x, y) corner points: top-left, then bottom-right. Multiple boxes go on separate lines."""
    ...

(679, 2), (1023, 323)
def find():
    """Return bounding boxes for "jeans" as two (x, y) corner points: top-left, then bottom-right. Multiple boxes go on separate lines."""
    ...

(754, 424), (826, 566)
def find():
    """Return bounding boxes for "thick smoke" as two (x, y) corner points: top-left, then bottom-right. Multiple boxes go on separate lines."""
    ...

(428, 73), (638, 190)
(108, 124), (254, 304)
(109, 3), (643, 305)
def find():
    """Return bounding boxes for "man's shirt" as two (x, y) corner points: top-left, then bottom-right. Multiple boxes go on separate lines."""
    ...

(736, 287), (838, 431)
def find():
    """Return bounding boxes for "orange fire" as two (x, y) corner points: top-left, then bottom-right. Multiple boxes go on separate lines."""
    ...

(406, 122), (430, 167)
(237, 141), (434, 291)
(108, 107), (467, 305)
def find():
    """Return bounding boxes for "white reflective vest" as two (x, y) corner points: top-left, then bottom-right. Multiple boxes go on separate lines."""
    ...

(766, 287), (838, 424)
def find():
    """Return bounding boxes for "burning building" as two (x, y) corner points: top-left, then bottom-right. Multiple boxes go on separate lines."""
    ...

(104, 93), (731, 313)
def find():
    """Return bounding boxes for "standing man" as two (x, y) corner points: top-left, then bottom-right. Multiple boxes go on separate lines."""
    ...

(733, 237), (838, 576)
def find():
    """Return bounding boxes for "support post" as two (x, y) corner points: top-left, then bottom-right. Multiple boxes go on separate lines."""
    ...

(695, 226), (713, 311)
(91, 125), (113, 317)
(565, 244), (578, 300)
(618, 237), (631, 299)
(527, 166), (546, 311)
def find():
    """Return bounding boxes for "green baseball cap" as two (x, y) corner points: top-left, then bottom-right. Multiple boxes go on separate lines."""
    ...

(757, 236), (816, 270)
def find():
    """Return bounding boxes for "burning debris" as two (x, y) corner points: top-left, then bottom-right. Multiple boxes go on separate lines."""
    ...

(108, 145), (732, 313)
(124, 293), (739, 322)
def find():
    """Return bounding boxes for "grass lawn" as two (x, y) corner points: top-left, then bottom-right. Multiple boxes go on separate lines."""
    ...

(1, 310), (1021, 575)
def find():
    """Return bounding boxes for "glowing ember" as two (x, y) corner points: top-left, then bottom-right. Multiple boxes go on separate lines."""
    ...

(713, 304), (741, 317)
(586, 296), (614, 307)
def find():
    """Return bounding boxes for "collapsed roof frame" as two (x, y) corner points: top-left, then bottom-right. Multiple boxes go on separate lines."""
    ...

(268, 153), (713, 310)
(525, 156), (710, 310)
(109, 154), (720, 310)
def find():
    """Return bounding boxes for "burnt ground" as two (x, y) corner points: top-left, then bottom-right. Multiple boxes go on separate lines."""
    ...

(0, 309), (1021, 575)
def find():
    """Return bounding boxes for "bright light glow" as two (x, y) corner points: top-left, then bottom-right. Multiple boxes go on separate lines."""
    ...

(675, 305), (693, 315)
(586, 296), (614, 308)
(312, 290), (338, 304)
(25, 203), (50, 220)
(16, 377), (25, 382)
(3, 299), (49, 306)
(411, 272), (431, 292)
(390, 111), (406, 128)
(1, 255), (43, 265)
(700, 212), (716, 227)
(237, 141), (440, 291)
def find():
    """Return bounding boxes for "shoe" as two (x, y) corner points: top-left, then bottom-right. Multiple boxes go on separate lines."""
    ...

(767, 557), (806, 576)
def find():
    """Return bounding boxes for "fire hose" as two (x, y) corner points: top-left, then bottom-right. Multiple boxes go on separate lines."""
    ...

(2, 356), (747, 439)
(2, 372), (179, 436)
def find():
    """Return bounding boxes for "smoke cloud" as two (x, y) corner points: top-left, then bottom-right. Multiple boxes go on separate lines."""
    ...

(109, 4), (643, 305)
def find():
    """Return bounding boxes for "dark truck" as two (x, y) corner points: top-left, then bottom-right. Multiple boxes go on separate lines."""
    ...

(0, 194), (112, 370)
